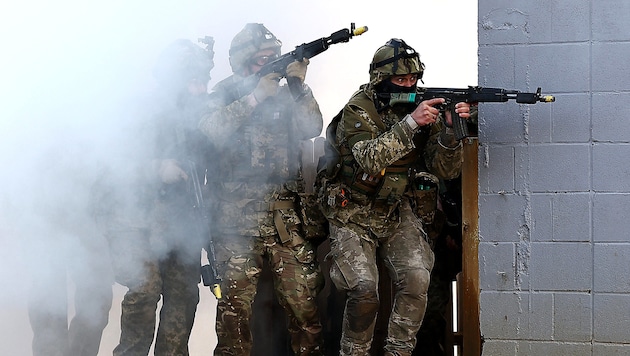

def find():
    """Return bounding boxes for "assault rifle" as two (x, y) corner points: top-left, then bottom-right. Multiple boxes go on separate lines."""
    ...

(187, 160), (222, 299)
(228, 23), (368, 100)
(381, 86), (556, 140)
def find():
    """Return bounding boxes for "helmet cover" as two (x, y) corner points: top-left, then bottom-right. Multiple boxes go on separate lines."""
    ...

(229, 23), (282, 74)
(368, 38), (424, 89)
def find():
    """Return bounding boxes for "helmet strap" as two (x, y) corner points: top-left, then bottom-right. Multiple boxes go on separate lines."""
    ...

(369, 38), (422, 73)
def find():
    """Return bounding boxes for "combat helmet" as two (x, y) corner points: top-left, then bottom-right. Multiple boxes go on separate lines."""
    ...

(152, 37), (215, 90)
(369, 38), (424, 89)
(229, 23), (282, 74)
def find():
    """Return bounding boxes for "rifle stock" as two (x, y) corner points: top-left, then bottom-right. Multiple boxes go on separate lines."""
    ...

(387, 86), (556, 140)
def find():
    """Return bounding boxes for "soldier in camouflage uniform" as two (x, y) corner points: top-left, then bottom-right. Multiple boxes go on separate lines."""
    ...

(102, 38), (215, 356)
(318, 39), (472, 356)
(197, 23), (325, 356)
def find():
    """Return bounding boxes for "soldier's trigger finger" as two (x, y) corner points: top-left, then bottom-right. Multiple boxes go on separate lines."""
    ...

(424, 97), (446, 107)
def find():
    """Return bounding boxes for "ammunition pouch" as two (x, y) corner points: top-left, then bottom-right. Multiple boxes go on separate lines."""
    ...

(409, 172), (439, 224)
(297, 192), (329, 244)
(373, 168), (409, 202)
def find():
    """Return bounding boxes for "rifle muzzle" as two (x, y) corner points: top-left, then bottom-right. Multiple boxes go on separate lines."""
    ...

(353, 26), (368, 36)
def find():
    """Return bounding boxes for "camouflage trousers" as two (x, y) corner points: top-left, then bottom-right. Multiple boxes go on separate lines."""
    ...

(108, 228), (201, 356)
(328, 201), (435, 356)
(214, 231), (324, 356)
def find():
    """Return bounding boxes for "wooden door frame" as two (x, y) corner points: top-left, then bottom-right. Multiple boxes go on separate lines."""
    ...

(461, 137), (481, 355)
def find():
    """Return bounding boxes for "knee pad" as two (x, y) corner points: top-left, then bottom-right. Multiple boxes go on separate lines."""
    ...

(403, 268), (431, 296)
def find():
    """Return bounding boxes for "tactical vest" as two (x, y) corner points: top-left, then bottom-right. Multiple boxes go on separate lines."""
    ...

(218, 96), (299, 184)
(337, 91), (430, 203)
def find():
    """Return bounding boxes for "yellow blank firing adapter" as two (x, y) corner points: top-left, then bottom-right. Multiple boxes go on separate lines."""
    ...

(353, 26), (368, 36)
(541, 95), (555, 103)
(212, 284), (222, 299)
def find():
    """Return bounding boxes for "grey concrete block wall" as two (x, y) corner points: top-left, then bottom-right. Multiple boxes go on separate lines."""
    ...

(478, 0), (630, 354)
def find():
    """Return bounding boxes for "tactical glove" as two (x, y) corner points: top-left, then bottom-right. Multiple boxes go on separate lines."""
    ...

(253, 72), (280, 103)
(286, 58), (309, 83)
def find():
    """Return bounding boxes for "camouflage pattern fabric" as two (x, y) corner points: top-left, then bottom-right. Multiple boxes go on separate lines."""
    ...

(107, 224), (201, 356)
(341, 91), (462, 181)
(198, 74), (325, 355)
(321, 85), (463, 355)
(327, 200), (434, 356)
(214, 231), (323, 356)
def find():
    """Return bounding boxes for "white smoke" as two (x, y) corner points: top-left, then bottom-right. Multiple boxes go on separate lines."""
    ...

(0, 1), (478, 355)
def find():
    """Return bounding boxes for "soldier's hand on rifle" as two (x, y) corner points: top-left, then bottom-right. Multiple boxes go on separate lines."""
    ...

(158, 159), (188, 184)
(410, 98), (445, 127)
(252, 72), (280, 103)
(444, 102), (472, 127)
(286, 58), (309, 84)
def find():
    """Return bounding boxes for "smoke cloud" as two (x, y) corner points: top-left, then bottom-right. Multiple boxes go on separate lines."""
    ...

(0, 1), (477, 354)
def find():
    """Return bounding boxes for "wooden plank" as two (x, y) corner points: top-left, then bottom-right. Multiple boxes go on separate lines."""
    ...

(461, 137), (481, 356)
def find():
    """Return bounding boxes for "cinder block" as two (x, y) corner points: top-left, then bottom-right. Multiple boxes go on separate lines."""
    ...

(525, 144), (591, 192)
(594, 294), (630, 343)
(479, 194), (527, 242)
(522, 341), (592, 356)
(529, 292), (553, 339)
(592, 42), (630, 92)
(479, 242), (516, 290)
(593, 1), (630, 41)
(593, 93), (630, 143)
(479, 46), (516, 87)
(530, 242), (592, 291)
(515, 44), (590, 93)
(480, 340), (517, 356)
(554, 293), (592, 341)
(593, 343), (630, 355)
(593, 145), (630, 192)
(593, 194), (630, 241)
(530, 193), (591, 242)
(479, 0), (590, 45)
(479, 3), (537, 45)
(548, 0), (590, 42)
(479, 145), (515, 193)
(529, 93), (590, 143)
(479, 104), (525, 143)
(594, 243), (630, 292)
(480, 291), (529, 339)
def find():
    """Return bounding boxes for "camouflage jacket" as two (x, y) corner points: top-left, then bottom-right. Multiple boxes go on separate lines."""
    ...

(322, 86), (463, 234)
(198, 75), (323, 237)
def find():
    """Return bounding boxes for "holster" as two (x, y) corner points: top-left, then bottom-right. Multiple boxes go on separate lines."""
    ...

(269, 200), (297, 244)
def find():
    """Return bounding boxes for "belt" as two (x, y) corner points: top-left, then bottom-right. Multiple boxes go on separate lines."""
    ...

(245, 199), (296, 244)
(249, 200), (295, 212)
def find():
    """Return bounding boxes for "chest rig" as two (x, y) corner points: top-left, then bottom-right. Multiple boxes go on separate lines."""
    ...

(338, 93), (430, 204)
(220, 96), (299, 184)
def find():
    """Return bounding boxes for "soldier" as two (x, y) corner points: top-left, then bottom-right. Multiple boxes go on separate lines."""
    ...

(317, 38), (472, 356)
(25, 140), (114, 356)
(100, 37), (215, 356)
(198, 23), (325, 356)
